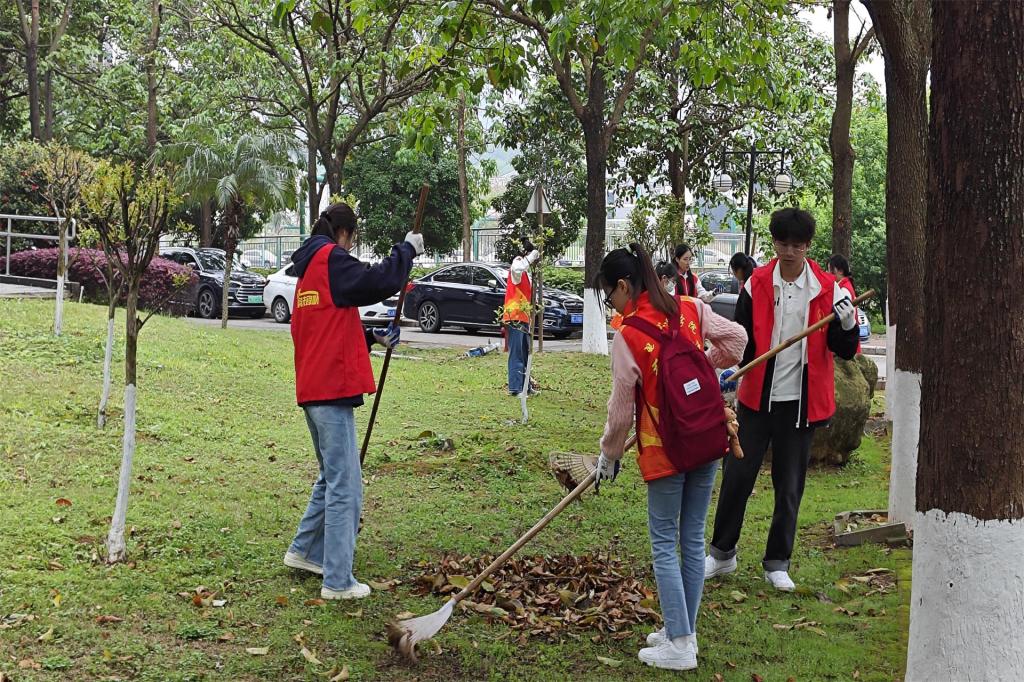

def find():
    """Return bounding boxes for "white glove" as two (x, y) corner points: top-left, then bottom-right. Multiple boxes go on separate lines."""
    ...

(404, 231), (424, 256)
(594, 452), (620, 493)
(525, 249), (540, 265)
(833, 298), (857, 331)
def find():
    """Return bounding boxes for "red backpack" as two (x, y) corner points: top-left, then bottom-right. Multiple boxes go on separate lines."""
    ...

(621, 314), (729, 473)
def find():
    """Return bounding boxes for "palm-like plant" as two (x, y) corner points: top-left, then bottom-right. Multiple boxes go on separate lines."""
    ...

(160, 125), (300, 327)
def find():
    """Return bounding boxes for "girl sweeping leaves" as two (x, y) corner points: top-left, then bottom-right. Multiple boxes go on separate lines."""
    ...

(593, 243), (746, 672)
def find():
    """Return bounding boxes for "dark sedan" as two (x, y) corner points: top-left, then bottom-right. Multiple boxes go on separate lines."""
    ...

(402, 262), (584, 338)
(160, 247), (267, 319)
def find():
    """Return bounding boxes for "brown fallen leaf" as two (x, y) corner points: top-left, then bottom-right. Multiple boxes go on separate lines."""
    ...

(218, 632), (235, 641)
(304, 599), (326, 607)
(37, 626), (54, 642)
(328, 665), (350, 681)
(95, 615), (123, 625)
(345, 609), (363, 618)
(246, 647), (269, 655)
(55, 498), (72, 507)
(395, 611), (416, 620)
(713, 675), (724, 682)
(18, 658), (40, 670)
(275, 595), (289, 607)
(752, 675), (764, 682)
(300, 646), (322, 666)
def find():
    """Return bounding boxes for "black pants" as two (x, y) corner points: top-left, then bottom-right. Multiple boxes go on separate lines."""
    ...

(709, 401), (816, 572)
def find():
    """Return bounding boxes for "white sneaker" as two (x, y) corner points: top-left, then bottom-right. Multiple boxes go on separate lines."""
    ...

(764, 570), (796, 592)
(321, 582), (371, 600)
(283, 551), (323, 576)
(638, 638), (697, 671)
(704, 554), (737, 579)
(646, 629), (698, 654)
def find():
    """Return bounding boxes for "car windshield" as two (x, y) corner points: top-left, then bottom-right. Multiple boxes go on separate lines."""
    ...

(493, 267), (509, 283)
(197, 251), (246, 272)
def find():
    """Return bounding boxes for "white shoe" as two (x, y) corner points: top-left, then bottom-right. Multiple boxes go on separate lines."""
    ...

(646, 629), (698, 654)
(764, 570), (796, 592)
(321, 582), (371, 600)
(638, 639), (697, 671)
(704, 554), (737, 579)
(283, 551), (323, 575)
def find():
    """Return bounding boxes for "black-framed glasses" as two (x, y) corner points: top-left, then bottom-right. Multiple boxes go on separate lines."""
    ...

(603, 289), (615, 309)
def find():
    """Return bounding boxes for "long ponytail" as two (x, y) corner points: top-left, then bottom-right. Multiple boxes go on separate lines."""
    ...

(593, 243), (678, 318)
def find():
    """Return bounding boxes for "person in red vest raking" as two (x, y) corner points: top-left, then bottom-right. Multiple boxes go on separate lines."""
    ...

(284, 202), (423, 600)
(594, 243), (747, 671)
(827, 253), (861, 354)
(673, 243), (715, 302)
(503, 237), (540, 396)
(706, 208), (858, 593)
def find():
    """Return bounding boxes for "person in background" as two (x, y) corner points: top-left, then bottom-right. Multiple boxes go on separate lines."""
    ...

(594, 243), (746, 672)
(285, 201), (423, 600)
(673, 244), (715, 302)
(729, 252), (756, 288)
(503, 238), (540, 396)
(827, 254), (861, 353)
(706, 208), (859, 593)
(656, 260), (678, 293)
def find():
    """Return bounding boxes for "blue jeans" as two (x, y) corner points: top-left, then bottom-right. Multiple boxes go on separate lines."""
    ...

(507, 325), (530, 394)
(647, 461), (719, 638)
(289, 405), (362, 591)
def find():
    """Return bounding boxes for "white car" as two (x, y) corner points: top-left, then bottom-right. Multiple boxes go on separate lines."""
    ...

(694, 246), (731, 267)
(263, 264), (399, 325)
(241, 249), (278, 268)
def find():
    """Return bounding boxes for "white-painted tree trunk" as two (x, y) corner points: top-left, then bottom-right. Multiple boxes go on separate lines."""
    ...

(887, 369), (921, 529)
(884, 301), (895, 420)
(906, 509), (1024, 681)
(582, 289), (608, 355)
(105, 384), (136, 563)
(98, 315), (115, 428)
(54, 274), (65, 336)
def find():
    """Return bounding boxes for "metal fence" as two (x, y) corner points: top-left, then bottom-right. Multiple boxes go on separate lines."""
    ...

(162, 226), (748, 271)
(2, 214), (71, 276)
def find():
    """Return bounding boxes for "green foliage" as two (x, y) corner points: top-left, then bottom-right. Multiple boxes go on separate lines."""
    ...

(619, 194), (711, 261)
(345, 141), (486, 258)
(541, 265), (585, 295)
(0, 140), (50, 224)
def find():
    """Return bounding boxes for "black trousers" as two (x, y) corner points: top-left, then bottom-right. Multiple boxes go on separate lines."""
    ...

(709, 401), (816, 572)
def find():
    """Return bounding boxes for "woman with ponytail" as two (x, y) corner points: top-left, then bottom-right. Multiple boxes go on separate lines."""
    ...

(673, 243), (715, 302)
(592, 243), (746, 671)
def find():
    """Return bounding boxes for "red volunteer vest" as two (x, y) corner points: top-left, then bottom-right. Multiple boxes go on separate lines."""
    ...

(291, 244), (376, 404)
(737, 258), (837, 424)
(502, 270), (532, 324)
(676, 270), (697, 298)
(620, 292), (705, 482)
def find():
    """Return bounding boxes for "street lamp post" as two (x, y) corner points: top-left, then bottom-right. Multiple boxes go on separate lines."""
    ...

(713, 141), (793, 255)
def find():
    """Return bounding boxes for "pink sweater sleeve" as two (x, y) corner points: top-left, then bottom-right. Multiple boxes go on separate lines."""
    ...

(697, 299), (748, 369)
(599, 333), (640, 461)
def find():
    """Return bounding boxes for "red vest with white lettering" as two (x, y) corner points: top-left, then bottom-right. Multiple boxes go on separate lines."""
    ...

(291, 244), (376, 404)
(737, 258), (837, 424)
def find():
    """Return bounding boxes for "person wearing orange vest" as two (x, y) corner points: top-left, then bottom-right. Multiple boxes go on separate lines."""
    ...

(827, 254), (861, 354)
(673, 243), (715, 302)
(706, 209), (858, 593)
(595, 243), (747, 671)
(284, 202), (423, 601)
(503, 238), (540, 396)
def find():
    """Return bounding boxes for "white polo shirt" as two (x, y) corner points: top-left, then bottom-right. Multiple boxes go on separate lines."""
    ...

(771, 262), (812, 402)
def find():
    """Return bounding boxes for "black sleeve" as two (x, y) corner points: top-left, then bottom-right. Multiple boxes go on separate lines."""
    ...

(734, 288), (757, 366)
(827, 317), (859, 360)
(327, 242), (416, 308)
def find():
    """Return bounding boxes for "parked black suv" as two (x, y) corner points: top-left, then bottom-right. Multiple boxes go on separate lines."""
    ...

(159, 247), (267, 319)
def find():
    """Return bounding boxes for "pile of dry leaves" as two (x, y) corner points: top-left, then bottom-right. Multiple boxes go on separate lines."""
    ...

(410, 553), (660, 642)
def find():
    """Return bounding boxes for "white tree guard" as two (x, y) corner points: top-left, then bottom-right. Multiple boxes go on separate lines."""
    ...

(54, 272), (65, 336)
(887, 369), (921, 529)
(582, 289), (608, 355)
(907, 509), (1024, 681)
(98, 316), (115, 428)
(105, 384), (136, 563)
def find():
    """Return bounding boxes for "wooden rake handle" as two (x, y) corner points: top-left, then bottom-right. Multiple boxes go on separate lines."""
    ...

(359, 183), (430, 466)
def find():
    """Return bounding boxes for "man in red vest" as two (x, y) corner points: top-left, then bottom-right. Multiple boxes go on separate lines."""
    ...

(503, 238), (540, 395)
(706, 208), (858, 592)
(284, 202), (423, 600)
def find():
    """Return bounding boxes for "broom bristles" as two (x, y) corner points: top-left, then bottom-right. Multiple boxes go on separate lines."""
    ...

(387, 598), (455, 662)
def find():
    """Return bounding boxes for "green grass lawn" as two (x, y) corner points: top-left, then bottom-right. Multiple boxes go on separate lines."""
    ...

(0, 300), (907, 681)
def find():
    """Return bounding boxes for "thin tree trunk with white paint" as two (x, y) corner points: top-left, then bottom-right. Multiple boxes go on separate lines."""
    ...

(908, 4), (1024, 678)
(582, 290), (608, 355)
(106, 288), (140, 563)
(98, 303), (116, 428)
(54, 219), (66, 336)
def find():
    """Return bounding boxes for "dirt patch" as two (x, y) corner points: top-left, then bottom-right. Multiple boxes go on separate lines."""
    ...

(801, 521), (837, 550)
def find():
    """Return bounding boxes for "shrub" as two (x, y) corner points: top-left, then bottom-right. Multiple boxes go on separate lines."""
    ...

(541, 266), (584, 296)
(3, 247), (197, 314)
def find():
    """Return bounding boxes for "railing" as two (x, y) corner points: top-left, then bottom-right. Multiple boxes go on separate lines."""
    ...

(1, 214), (71, 276)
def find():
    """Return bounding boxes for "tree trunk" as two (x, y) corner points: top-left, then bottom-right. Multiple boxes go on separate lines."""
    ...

(581, 115), (609, 355)
(862, 0), (929, 530)
(830, 0), (855, 259)
(457, 92), (472, 263)
(42, 68), (53, 142)
(307, 133), (319, 229)
(908, 3), (1024, 678)
(220, 201), (240, 329)
(106, 285), (139, 563)
(145, 0), (162, 155)
(25, 0), (41, 141)
(199, 199), (212, 247)
(54, 216), (67, 336)
(98, 295), (116, 428)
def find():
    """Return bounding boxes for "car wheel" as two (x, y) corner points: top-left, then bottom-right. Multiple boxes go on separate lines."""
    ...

(272, 297), (291, 323)
(462, 325), (480, 334)
(197, 288), (218, 319)
(418, 301), (442, 333)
